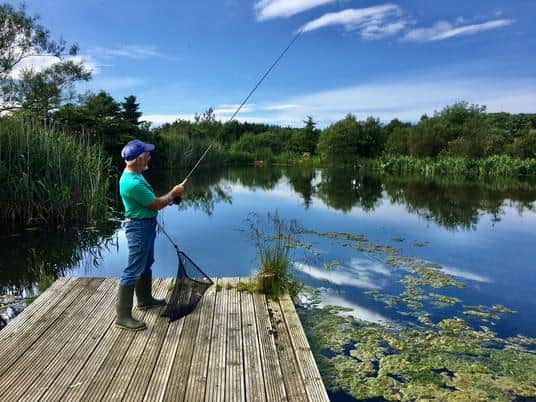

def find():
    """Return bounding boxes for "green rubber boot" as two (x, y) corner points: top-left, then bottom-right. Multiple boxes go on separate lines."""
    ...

(135, 272), (166, 310)
(115, 284), (147, 331)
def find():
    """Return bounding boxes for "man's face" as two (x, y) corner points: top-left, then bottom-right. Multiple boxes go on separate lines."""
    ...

(140, 152), (151, 170)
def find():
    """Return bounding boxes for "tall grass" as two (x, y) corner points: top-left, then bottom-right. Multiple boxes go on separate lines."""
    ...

(246, 212), (303, 298)
(0, 118), (111, 227)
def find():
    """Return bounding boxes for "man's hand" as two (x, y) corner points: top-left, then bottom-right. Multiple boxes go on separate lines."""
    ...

(148, 179), (188, 211)
(171, 184), (184, 197)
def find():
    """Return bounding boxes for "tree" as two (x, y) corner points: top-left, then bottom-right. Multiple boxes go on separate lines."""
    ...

(288, 116), (319, 155)
(121, 95), (142, 125)
(317, 115), (361, 161)
(0, 4), (90, 118)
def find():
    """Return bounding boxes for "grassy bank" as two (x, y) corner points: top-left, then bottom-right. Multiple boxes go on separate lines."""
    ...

(0, 118), (111, 228)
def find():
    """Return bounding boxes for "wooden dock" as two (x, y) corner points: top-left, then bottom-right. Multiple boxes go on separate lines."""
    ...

(0, 277), (329, 402)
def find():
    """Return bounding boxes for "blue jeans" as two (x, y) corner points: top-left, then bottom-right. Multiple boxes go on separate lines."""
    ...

(121, 219), (157, 286)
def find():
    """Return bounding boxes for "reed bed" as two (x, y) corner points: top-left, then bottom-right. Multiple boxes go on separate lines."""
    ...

(369, 155), (536, 178)
(0, 118), (111, 227)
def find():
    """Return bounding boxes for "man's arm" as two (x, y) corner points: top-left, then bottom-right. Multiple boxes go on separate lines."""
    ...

(147, 183), (185, 211)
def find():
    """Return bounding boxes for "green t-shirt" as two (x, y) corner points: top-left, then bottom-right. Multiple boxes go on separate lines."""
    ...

(119, 171), (158, 219)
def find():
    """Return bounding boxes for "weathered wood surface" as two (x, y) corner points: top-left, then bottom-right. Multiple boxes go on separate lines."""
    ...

(0, 277), (329, 402)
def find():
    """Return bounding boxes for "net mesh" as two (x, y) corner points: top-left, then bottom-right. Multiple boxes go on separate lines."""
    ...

(162, 250), (213, 322)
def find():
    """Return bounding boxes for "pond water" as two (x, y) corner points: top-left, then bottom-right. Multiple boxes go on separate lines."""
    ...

(2, 166), (536, 337)
(1, 166), (536, 398)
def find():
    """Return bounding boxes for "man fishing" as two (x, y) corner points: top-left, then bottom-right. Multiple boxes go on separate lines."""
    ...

(116, 139), (186, 331)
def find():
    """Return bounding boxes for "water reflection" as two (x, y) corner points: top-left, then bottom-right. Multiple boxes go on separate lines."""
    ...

(0, 222), (117, 293)
(152, 166), (536, 230)
(1, 166), (535, 299)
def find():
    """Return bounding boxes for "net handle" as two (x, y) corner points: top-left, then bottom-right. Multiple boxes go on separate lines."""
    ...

(156, 221), (180, 251)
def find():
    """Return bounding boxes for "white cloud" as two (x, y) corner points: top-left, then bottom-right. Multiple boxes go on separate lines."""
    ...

(90, 45), (163, 59)
(404, 19), (514, 42)
(145, 74), (536, 127)
(299, 4), (404, 40)
(8, 54), (99, 80)
(262, 103), (298, 111)
(255, 0), (335, 21)
(361, 20), (407, 40)
(213, 103), (255, 114)
(245, 75), (536, 126)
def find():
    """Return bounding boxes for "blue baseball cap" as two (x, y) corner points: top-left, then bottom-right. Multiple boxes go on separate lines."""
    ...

(121, 139), (155, 161)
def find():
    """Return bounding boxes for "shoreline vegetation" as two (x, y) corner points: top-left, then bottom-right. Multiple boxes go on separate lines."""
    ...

(1, 5), (535, 226)
(1, 4), (535, 227)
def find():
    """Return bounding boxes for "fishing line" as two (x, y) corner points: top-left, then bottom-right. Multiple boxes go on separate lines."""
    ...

(179, 28), (305, 186)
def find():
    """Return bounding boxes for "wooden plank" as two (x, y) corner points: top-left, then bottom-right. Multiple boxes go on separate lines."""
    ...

(101, 279), (171, 401)
(0, 277), (77, 348)
(0, 277), (326, 402)
(141, 286), (189, 402)
(76, 278), (166, 402)
(0, 277), (72, 341)
(0, 278), (104, 401)
(204, 278), (230, 402)
(124, 279), (189, 402)
(60, 279), (164, 402)
(25, 279), (118, 402)
(225, 278), (245, 402)
(12, 278), (116, 402)
(253, 292), (287, 402)
(0, 277), (91, 377)
(240, 283), (267, 402)
(162, 278), (218, 402)
(183, 279), (218, 402)
(267, 297), (308, 402)
(279, 294), (330, 402)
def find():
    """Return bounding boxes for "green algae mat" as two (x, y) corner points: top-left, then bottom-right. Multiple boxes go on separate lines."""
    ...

(295, 230), (536, 401)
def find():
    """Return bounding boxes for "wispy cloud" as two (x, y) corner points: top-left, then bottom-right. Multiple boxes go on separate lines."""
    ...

(262, 103), (298, 111)
(247, 75), (536, 126)
(299, 4), (405, 40)
(404, 19), (514, 42)
(255, 0), (336, 21)
(213, 103), (255, 114)
(144, 74), (536, 127)
(90, 45), (166, 59)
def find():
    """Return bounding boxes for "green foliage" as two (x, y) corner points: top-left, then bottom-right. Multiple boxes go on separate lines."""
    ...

(317, 115), (385, 161)
(0, 117), (111, 227)
(373, 155), (536, 178)
(287, 116), (319, 155)
(121, 95), (142, 125)
(246, 212), (303, 298)
(232, 130), (291, 160)
(510, 129), (536, 159)
(317, 114), (360, 161)
(295, 229), (536, 401)
(1, 4), (90, 117)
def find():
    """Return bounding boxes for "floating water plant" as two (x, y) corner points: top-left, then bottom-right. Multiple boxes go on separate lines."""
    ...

(294, 228), (536, 401)
(299, 305), (536, 401)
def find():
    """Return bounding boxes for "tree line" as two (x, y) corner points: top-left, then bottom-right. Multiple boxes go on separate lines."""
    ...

(2, 2), (535, 170)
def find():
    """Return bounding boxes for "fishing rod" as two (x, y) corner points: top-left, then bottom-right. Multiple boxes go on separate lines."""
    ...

(173, 28), (304, 204)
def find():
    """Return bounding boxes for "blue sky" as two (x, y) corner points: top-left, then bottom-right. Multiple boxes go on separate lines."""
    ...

(11, 0), (536, 126)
